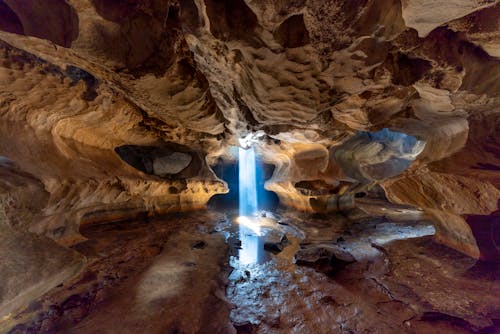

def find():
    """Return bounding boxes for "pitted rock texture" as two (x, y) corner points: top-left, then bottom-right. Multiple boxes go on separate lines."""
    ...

(0, 204), (84, 321)
(0, 0), (499, 260)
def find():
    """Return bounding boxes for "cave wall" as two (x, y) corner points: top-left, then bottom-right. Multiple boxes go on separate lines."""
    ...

(0, 0), (499, 260)
(0, 38), (226, 244)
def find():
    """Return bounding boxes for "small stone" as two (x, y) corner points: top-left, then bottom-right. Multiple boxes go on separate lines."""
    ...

(192, 240), (207, 249)
(319, 296), (339, 306)
(264, 242), (284, 254)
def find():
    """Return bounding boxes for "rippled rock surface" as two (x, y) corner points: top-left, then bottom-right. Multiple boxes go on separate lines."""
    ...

(0, 1), (499, 332)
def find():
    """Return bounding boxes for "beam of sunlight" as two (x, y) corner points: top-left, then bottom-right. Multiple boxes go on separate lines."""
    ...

(237, 144), (264, 265)
(238, 226), (262, 265)
(238, 146), (258, 216)
(236, 216), (261, 236)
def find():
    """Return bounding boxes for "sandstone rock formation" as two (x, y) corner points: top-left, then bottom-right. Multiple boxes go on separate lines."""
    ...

(0, 0), (499, 277)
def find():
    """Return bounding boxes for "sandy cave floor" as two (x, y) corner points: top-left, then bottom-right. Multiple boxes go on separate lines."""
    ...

(4, 202), (500, 334)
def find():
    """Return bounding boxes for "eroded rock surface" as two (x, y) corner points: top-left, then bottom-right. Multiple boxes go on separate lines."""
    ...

(0, 1), (499, 329)
(2, 212), (233, 334)
(4, 208), (499, 334)
(0, 0), (499, 258)
(0, 206), (84, 322)
(226, 208), (500, 333)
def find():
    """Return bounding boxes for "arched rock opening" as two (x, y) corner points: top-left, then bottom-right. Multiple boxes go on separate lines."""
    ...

(0, 0), (79, 47)
(114, 144), (201, 180)
(207, 150), (279, 212)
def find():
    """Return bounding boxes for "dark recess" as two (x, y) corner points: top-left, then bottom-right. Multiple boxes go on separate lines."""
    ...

(274, 14), (310, 48)
(384, 52), (432, 86)
(0, 0), (79, 47)
(208, 157), (279, 212)
(0, 1), (23, 34)
(204, 0), (259, 42)
(115, 144), (202, 180)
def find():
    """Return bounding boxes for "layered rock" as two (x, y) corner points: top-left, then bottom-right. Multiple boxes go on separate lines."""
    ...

(0, 159), (73, 321)
(0, 0), (499, 261)
(0, 37), (226, 244)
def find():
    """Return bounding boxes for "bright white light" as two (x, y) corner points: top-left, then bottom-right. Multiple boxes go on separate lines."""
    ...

(236, 216), (261, 236)
(238, 225), (261, 265)
(237, 136), (263, 265)
(239, 145), (258, 216)
(238, 133), (254, 149)
(236, 216), (262, 265)
(238, 131), (265, 149)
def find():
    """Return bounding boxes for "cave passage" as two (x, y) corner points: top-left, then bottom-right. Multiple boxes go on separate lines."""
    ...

(208, 147), (278, 212)
(207, 145), (280, 265)
(334, 127), (426, 184)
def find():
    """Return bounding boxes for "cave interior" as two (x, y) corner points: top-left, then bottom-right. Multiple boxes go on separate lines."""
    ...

(0, 0), (500, 333)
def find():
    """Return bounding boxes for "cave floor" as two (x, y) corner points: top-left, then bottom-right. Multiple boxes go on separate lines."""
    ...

(4, 203), (500, 334)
